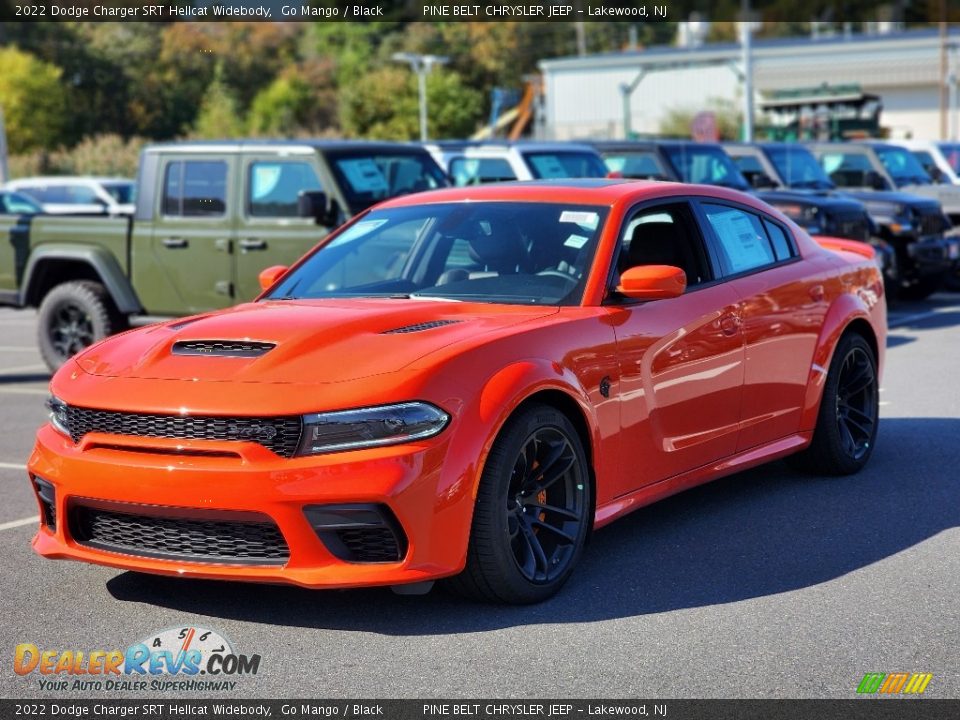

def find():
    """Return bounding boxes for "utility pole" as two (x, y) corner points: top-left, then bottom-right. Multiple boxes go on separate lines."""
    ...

(940, 1), (949, 140)
(0, 107), (8, 185)
(740, 0), (755, 142)
(392, 53), (449, 142)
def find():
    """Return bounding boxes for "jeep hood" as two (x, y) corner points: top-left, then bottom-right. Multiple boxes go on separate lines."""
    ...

(75, 299), (557, 384)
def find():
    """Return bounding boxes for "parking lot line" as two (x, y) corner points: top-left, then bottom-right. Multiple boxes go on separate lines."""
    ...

(0, 346), (37, 351)
(0, 516), (38, 532)
(0, 363), (47, 375)
(0, 386), (47, 395)
(0, 462), (25, 470)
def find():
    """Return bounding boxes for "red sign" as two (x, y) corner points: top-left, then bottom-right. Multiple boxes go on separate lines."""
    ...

(691, 111), (719, 142)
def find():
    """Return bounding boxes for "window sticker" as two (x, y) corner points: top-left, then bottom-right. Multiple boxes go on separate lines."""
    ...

(337, 158), (390, 193)
(559, 210), (600, 229)
(564, 234), (589, 249)
(708, 209), (773, 272)
(327, 219), (389, 248)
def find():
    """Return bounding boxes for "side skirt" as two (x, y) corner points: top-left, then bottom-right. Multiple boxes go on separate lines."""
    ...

(593, 432), (813, 529)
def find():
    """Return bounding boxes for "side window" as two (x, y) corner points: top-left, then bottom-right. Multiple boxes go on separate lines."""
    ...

(701, 203), (776, 275)
(761, 219), (795, 262)
(617, 203), (711, 288)
(163, 160), (227, 217)
(247, 161), (322, 217)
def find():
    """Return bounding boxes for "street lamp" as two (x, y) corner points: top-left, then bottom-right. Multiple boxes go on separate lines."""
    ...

(392, 52), (449, 141)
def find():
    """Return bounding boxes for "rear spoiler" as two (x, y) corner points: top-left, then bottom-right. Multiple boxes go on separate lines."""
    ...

(813, 235), (876, 261)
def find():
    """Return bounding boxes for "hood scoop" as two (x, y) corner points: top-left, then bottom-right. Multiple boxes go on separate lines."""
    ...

(381, 320), (462, 334)
(171, 340), (276, 358)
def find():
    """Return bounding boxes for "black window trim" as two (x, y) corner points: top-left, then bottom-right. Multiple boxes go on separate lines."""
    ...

(603, 195), (721, 306)
(691, 197), (802, 282)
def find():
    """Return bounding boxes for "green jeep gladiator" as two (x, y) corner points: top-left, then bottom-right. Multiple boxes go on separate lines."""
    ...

(0, 141), (450, 370)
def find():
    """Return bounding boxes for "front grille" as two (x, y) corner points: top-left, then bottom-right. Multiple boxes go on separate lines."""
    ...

(917, 209), (947, 236)
(172, 340), (275, 358)
(382, 320), (460, 334)
(65, 407), (303, 458)
(69, 503), (289, 565)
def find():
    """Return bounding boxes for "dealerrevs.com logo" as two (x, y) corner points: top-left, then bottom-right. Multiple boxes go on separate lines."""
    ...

(14, 626), (261, 692)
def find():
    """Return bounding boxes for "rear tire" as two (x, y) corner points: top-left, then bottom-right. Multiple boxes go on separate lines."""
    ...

(790, 333), (879, 476)
(445, 404), (591, 604)
(37, 281), (127, 372)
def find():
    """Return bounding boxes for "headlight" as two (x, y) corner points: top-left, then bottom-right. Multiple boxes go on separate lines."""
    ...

(297, 402), (449, 455)
(772, 203), (820, 231)
(46, 396), (70, 438)
(863, 200), (906, 220)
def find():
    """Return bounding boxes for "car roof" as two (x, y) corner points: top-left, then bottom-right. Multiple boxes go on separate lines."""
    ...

(372, 178), (764, 209)
(7, 176), (132, 185)
(142, 140), (432, 154)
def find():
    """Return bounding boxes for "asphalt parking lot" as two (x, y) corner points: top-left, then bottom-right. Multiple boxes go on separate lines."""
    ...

(1, 298), (958, 700)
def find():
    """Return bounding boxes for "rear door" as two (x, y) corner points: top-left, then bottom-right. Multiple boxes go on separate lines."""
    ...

(137, 155), (236, 315)
(610, 200), (744, 496)
(235, 150), (330, 301)
(696, 200), (826, 451)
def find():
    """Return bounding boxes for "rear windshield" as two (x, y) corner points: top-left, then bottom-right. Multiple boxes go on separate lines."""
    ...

(328, 152), (450, 213)
(522, 151), (609, 180)
(661, 146), (750, 191)
(101, 182), (136, 204)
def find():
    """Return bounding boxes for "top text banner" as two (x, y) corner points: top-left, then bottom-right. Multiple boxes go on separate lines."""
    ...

(0, 0), (949, 23)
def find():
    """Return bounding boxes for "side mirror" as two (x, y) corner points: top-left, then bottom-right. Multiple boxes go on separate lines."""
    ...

(864, 170), (889, 191)
(617, 265), (686, 300)
(929, 167), (945, 183)
(298, 190), (338, 226)
(751, 172), (778, 189)
(258, 265), (288, 292)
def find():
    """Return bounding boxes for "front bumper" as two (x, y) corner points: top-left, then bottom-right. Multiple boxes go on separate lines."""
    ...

(27, 423), (471, 588)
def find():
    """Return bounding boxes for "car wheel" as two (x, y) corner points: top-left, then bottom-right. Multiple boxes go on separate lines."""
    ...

(791, 333), (879, 476)
(37, 281), (127, 372)
(447, 403), (592, 604)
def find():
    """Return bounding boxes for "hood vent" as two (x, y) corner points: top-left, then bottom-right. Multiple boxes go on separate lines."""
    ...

(381, 320), (461, 334)
(171, 340), (276, 358)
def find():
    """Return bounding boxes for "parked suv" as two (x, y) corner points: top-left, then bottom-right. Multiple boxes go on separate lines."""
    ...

(424, 141), (609, 185)
(728, 142), (955, 299)
(0, 140), (450, 370)
(5, 177), (136, 216)
(889, 139), (960, 186)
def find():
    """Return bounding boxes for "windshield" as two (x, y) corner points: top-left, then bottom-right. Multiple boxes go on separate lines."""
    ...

(266, 202), (608, 306)
(0, 192), (42, 215)
(328, 151), (450, 213)
(101, 182), (136, 204)
(602, 151), (669, 179)
(939, 143), (960, 174)
(661, 146), (749, 190)
(874, 146), (932, 186)
(765, 147), (835, 189)
(522, 151), (609, 180)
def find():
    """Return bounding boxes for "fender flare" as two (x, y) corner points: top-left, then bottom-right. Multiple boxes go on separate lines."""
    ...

(800, 292), (878, 431)
(20, 245), (142, 314)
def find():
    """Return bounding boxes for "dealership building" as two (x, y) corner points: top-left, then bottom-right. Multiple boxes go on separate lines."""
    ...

(538, 26), (960, 141)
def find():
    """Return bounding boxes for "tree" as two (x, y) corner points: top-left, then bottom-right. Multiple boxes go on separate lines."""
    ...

(192, 66), (246, 139)
(0, 47), (68, 153)
(247, 60), (339, 136)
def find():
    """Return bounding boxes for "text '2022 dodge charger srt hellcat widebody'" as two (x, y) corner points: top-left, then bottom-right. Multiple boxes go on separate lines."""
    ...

(28, 180), (886, 604)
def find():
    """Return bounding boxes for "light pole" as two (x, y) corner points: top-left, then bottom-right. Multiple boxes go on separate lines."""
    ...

(392, 52), (449, 141)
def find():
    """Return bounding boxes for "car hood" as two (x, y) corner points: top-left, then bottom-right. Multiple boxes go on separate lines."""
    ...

(758, 190), (866, 214)
(74, 299), (558, 384)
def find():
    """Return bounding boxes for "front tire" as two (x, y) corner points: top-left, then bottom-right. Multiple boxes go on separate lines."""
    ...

(791, 333), (879, 475)
(37, 281), (127, 372)
(446, 404), (591, 604)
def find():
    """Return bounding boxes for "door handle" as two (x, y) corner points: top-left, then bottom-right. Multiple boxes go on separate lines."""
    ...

(162, 237), (188, 249)
(239, 238), (268, 251)
(720, 314), (740, 336)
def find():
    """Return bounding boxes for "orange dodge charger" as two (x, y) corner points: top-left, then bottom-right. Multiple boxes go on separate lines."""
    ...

(28, 180), (886, 603)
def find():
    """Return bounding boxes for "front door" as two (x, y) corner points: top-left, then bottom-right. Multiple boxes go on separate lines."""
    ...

(234, 152), (331, 302)
(138, 156), (236, 315)
(611, 201), (744, 497)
